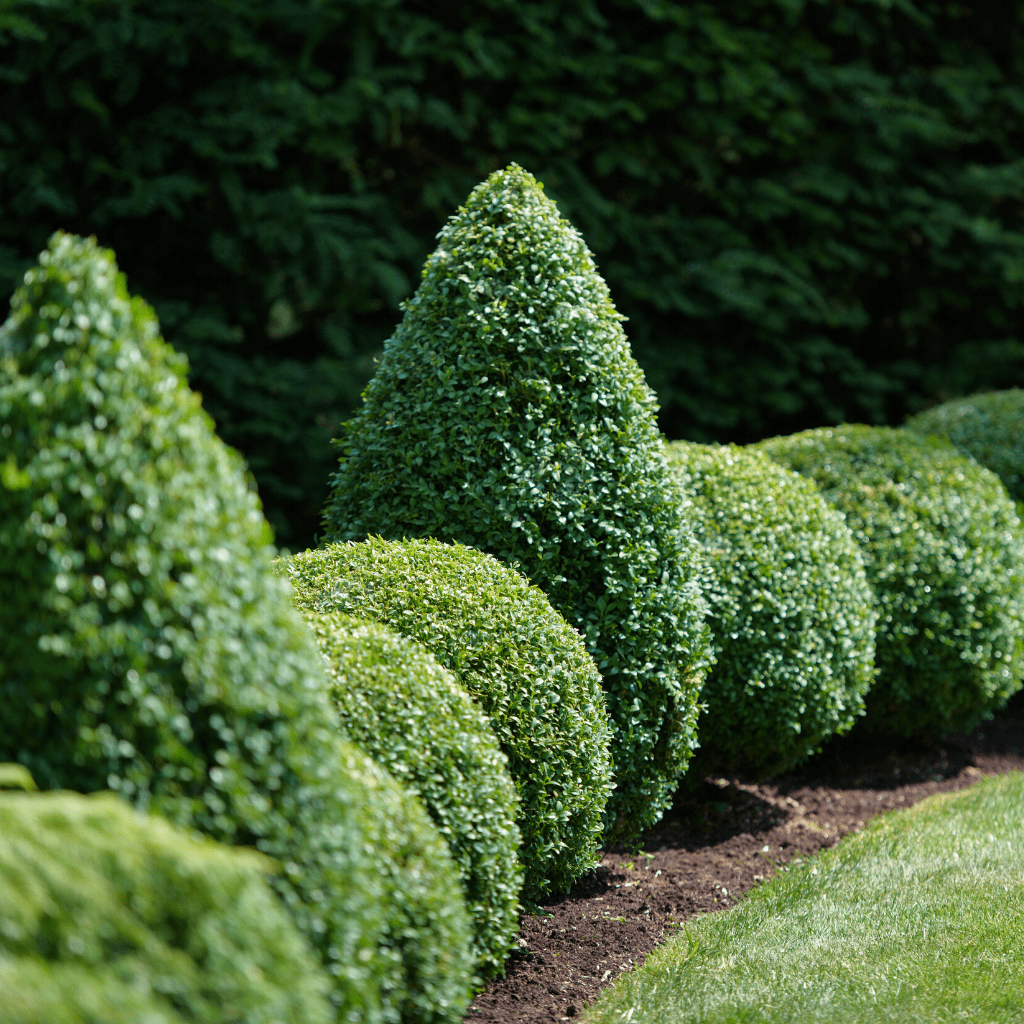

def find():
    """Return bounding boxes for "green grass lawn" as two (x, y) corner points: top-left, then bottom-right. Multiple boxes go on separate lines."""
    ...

(584, 772), (1024, 1024)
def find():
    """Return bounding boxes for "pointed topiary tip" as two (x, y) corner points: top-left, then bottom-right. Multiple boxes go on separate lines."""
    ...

(462, 162), (549, 214)
(1, 230), (155, 362)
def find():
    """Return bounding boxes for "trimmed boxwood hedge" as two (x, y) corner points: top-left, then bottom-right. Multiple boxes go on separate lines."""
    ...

(0, 232), (473, 1024)
(904, 389), (1024, 507)
(665, 442), (877, 778)
(757, 425), (1024, 738)
(301, 609), (522, 983)
(0, 784), (334, 1024)
(345, 744), (475, 1024)
(320, 164), (711, 840)
(279, 537), (613, 902)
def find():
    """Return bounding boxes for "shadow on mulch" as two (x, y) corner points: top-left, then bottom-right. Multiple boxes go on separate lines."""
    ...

(465, 693), (1024, 1024)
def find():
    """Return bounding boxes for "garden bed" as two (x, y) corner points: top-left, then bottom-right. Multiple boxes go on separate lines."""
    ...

(466, 697), (1024, 1023)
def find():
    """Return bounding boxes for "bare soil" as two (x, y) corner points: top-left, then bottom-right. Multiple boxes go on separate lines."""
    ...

(465, 695), (1024, 1023)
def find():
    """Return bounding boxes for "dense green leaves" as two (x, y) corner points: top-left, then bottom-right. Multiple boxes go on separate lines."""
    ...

(905, 389), (1024, 506)
(0, 232), (474, 1024)
(757, 426), (1024, 738)
(666, 442), (876, 778)
(300, 610), (523, 983)
(320, 166), (711, 838)
(3, 0), (1022, 546)
(0, 787), (335, 1024)
(280, 537), (614, 899)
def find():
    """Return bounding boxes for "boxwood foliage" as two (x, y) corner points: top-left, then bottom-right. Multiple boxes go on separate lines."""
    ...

(904, 389), (1024, 507)
(757, 426), (1024, 738)
(0, 232), (473, 1024)
(321, 164), (712, 839)
(0, 785), (334, 1024)
(664, 442), (877, 778)
(280, 537), (614, 902)
(301, 609), (523, 983)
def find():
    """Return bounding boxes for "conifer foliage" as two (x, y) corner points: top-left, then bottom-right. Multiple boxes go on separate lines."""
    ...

(322, 165), (711, 836)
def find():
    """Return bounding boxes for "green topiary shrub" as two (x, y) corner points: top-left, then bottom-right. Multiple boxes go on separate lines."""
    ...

(301, 609), (523, 983)
(904, 389), (1024, 507)
(0, 232), (473, 1024)
(0, 783), (335, 1024)
(756, 425), (1024, 738)
(320, 163), (712, 839)
(344, 744), (475, 1024)
(280, 537), (613, 901)
(664, 442), (877, 778)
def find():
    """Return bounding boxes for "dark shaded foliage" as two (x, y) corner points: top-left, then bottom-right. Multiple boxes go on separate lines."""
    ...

(1, 0), (1022, 546)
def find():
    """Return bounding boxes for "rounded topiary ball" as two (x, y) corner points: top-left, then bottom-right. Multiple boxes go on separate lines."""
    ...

(320, 163), (711, 840)
(665, 442), (877, 778)
(0, 784), (335, 1024)
(301, 609), (523, 982)
(0, 232), (473, 1024)
(280, 537), (613, 902)
(904, 389), (1024, 507)
(756, 425), (1024, 738)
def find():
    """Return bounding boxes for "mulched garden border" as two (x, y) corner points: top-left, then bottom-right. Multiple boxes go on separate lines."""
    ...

(466, 696), (1024, 1023)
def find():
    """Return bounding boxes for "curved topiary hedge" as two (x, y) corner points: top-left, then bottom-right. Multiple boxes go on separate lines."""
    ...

(904, 389), (1024, 507)
(665, 442), (877, 778)
(0, 232), (473, 1024)
(320, 164), (711, 840)
(756, 425), (1024, 738)
(0, 784), (335, 1024)
(280, 537), (614, 902)
(344, 744), (475, 1024)
(301, 609), (523, 983)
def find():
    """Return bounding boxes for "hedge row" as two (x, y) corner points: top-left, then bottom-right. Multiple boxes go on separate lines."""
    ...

(0, 223), (618, 1018)
(318, 164), (1024, 789)
(280, 537), (614, 904)
(755, 425), (1024, 740)
(4, 165), (1024, 1021)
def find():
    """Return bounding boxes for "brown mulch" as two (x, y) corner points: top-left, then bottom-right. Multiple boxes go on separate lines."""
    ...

(465, 694), (1024, 1023)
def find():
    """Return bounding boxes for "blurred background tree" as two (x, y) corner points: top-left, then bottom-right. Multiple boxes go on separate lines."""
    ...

(2, 0), (1022, 549)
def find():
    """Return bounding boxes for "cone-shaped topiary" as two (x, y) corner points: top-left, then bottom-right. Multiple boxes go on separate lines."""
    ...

(301, 609), (523, 983)
(321, 164), (712, 838)
(904, 389), (1024, 507)
(665, 442), (877, 778)
(0, 783), (335, 1024)
(279, 537), (613, 902)
(756, 426), (1024, 738)
(0, 232), (474, 1024)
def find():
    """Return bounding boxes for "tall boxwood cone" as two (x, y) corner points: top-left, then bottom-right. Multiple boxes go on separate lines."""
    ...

(322, 164), (712, 838)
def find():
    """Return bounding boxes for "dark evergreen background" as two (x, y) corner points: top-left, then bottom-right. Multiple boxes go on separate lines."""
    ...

(2, 0), (1022, 549)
